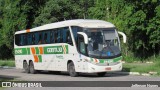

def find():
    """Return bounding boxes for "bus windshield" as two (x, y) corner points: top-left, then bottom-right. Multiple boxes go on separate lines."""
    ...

(84, 28), (121, 59)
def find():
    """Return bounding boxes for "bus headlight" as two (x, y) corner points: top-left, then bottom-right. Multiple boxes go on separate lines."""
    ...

(84, 58), (89, 62)
(85, 57), (100, 63)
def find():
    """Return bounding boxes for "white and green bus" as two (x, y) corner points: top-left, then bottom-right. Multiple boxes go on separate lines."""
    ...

(14, 19), (126, 77)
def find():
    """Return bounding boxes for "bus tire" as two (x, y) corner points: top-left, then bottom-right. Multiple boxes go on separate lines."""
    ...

(68, 62), (78, 77)
(23, 61), (30, 73)
(29, 61), (36, 74)
(97, 72), (106, 77)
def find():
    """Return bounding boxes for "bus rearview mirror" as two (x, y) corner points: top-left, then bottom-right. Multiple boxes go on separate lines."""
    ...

(77, 32), (88, 44)
(118, 31), (127, 43)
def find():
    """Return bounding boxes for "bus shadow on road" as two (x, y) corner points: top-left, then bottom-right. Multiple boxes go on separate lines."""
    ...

(78, 73), (130, 78)
(35, 70), (130, 78)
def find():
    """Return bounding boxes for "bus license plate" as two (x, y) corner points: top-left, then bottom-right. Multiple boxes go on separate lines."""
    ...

(105, 67), (111, 70)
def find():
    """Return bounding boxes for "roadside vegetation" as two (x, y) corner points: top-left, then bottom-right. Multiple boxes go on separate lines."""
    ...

(0, 59), (15, 67)
(123, 56), (160, 75)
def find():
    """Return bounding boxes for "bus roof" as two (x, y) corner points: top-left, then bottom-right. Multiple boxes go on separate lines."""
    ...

(15, 19), (115, 34)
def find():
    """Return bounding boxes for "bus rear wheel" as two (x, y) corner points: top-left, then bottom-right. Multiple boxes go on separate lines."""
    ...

(97, 72), (106, 77)
(68, 62), (78, 77)
(29, 61), (36, 74)
(23, 61), (29, 73)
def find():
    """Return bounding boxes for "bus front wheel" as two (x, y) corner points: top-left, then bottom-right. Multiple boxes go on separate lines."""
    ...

(29, 61), (36, 74)
(68, 62), (78, 77)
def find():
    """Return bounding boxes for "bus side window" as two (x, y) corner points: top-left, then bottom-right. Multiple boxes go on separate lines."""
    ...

(71, 26), (83, 47)
(71, 26), (78, 42)
(57, 29), (62, 43)
(60, 29), (63, 43)
(15, 34), (20, 46)
(34, 32), (39, 45)
(50, 30), (54, 43)
(43, 31), (50, 44)
(62, 28), (67, 43)
(27, 33), (32, 45)
(38, 32), (42, 44)
(19, 35), (22, 46)
(21, 34), (26, 46)
(32, 33), (35, 45)
(23, 34), (27, 45)
(20, 35), (23, 46)
(47, 31), (50, 44)
(54, 30), (58, 43)
(43, 32), (47, 44)
(66, 29), (73, 45)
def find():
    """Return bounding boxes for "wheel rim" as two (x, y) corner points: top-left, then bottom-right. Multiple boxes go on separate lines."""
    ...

(70, 65), (75, 75)
(24, 62), (28, 71)
(68, 63), (76, 76)
(30, 62), (34, 73)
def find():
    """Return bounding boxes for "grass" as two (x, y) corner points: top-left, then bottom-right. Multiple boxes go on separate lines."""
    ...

(122, 52), (160, 75)
(123, 59), (160, 75)
(123, 63), (154, 73)
(0, 59), (15, 67)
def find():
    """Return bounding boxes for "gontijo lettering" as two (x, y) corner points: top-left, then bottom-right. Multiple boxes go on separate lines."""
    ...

(15, 49), (22, 54)
(47, 47), (62, 53)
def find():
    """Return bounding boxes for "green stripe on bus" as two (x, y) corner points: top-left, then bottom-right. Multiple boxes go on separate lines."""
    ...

(44, 46), (68, 54)
(15, 48), (28, 55)
(35, 47), (39, 54)
(99, 59), (105, 63)
(38, 55), (42, 62)
(113, 56), (122, 62)
(90, 58), (94, 62)
(27, 48), (30, 54)
(65, 45), (69, 54)
(15, 45), (69, 55)
(91, 56), (122, 63)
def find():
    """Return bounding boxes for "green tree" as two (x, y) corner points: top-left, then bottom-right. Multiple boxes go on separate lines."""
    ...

(88, 0), (160, 60)
(34, 0), (94, 26)
(0, 0), (27, 59)
(0, 0), (46, 59)
(147, 5), (160, 57)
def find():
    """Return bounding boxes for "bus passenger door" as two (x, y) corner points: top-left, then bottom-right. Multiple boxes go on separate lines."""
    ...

(76, 34), (88, 71)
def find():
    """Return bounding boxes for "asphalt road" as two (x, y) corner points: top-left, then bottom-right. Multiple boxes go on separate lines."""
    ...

(1, 68), (160, 90)
(1, 68), (160, 81)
